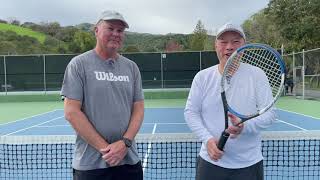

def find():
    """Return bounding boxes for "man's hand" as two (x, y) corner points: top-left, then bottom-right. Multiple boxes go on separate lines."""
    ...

(207, 138), (224, 161)
(226, 113), (244, 138)
(100, 140), (128, 166)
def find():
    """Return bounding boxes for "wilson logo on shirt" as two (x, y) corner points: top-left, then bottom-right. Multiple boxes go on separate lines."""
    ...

(94, 71), (130, 82)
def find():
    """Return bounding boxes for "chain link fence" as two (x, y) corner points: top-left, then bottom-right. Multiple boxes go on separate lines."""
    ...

(283, 48), (320, 100)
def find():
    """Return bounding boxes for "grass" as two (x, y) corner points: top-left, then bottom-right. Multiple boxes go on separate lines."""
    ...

(0, 94), (62, 103)
(0, 23), (46, 43)
(276, 96), (320, 118)
(0, 101), (63, 124)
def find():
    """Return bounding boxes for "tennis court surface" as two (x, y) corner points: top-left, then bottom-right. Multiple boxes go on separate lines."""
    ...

(1, 107), (320, 180)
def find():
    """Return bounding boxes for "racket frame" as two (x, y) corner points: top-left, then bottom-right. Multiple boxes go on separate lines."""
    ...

(217, 44), (286, 150)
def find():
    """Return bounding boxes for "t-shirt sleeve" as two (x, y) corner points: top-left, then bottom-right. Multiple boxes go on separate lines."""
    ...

(132, 62), (144, 102)
(60, 59), (84, 102)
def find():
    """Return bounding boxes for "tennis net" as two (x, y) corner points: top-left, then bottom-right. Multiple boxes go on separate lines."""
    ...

(1, 131), (320, 180)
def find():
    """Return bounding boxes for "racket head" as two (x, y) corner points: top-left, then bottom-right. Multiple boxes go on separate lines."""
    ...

(221, 43), (285, 120)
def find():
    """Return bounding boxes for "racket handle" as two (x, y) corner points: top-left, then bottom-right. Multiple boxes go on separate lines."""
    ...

(217, 131), (230, 151)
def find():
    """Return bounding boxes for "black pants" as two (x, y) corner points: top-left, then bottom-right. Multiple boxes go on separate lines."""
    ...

(73, 161), (143, 180)
(196, 157), (264, 180)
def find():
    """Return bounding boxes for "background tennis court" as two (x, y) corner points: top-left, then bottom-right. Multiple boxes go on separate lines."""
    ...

(1, 89), (320, 179)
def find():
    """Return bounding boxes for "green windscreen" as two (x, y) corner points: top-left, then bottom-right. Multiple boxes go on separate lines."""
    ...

(45, 54), (75, 91)
(162, 52), (199, 88)
(124, 53), (162, 88)
(5, 55), (44, 91)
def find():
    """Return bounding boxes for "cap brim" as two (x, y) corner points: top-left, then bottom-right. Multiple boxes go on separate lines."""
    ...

(216, 29), (245, 40)
(101, 18), (129, 28)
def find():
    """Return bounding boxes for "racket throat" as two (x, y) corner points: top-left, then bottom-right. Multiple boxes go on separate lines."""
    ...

(237, 114), (259, 125)
(221, 92), (229, 129)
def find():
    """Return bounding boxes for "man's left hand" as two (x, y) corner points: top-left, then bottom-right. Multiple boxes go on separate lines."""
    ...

(100, 140), (128, 166)
(226, 113), (244, 138)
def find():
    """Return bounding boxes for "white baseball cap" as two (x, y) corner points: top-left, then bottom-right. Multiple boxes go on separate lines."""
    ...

(216, 23), (246, 41)
(97, 10), (129, 28)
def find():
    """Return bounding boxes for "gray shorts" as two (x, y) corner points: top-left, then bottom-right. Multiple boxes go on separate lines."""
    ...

(196, 157), (264, 180)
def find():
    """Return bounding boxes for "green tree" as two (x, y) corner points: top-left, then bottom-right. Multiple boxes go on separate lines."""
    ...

(189, 20), (208, 51)
(40, 22), (61, 37)
(265, 0), (320, 50)
(55, 26), (78, 42)
(43, 36), (68, 53)
(242, 10), (284, 48)
(75, 23), (94, 32)
(124, 45), (140, 52)
(72, 31), (95, 53)
(0, 41), (17, 55)
(203, 35), (214, 51)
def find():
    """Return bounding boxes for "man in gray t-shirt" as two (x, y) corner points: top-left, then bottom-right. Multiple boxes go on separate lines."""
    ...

(61, 10), (144, 180)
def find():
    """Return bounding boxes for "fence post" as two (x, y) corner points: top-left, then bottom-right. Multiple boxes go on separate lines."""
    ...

(292, 52), (296, 97)
(302, 49), (305, 99)
(3, 55), (7, 95)
(43, 54), (47, 94)
(160, 52), (164, 88)
(199, 51), (202, 71)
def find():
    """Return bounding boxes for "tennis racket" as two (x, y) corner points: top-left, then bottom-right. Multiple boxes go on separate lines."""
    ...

(217, 43), (285, 150)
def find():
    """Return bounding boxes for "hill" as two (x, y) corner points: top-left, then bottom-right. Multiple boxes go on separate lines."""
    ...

(123, 31), (215, 52)
(72, 23), (214, 52)
(0, 23), (46, 43)
(0, 22), (214, 54)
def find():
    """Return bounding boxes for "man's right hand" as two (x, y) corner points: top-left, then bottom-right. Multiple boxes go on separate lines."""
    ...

(206, 138), (224, 161)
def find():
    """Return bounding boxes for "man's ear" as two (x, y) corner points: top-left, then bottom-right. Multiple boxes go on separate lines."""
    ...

(94, 26), (98, 36)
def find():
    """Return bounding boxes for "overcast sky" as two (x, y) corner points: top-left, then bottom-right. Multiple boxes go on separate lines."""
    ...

(0, 0), (269, 35)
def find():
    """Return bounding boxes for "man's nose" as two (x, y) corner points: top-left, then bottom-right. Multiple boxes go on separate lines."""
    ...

(226, 42), (234, 51)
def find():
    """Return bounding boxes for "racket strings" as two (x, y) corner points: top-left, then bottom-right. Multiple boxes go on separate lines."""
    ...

(240, 48), (283, 98)
(225, 55), (241, 84)
(221, 44), (284, 119)
(243, 50), (280, 83)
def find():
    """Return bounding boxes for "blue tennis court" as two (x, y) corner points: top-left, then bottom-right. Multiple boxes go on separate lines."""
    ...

(1, 108), (320, 180)
(1, 108), (320, 136)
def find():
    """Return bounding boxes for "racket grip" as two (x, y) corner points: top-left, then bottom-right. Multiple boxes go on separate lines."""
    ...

(217, 131), (230, 151)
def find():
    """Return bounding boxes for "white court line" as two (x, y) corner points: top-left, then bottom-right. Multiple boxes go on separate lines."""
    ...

(37, 125), (70, 128)
(277, 108), (320, 120)
(2, 116), (65, 137)
(276, 119), (307, 131)
(144, 122), (186, 125)
(0, 109), (60, 126)
(142, 123), (157, 172)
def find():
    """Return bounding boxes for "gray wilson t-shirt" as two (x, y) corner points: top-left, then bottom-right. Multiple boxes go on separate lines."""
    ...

(61, 50), (144, 170)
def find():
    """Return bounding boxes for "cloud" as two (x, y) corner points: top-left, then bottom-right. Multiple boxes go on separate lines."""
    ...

(0, 0), (269, 34)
